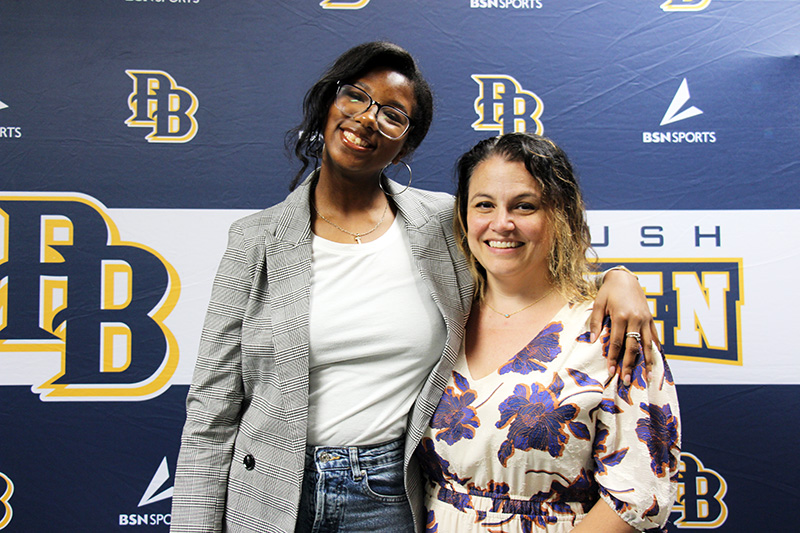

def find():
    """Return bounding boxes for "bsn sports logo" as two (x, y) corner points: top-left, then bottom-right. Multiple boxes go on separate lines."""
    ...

(660, 0), (712, 12)
(472, 75), (543, 135)
(125, 0), (200, 4)
(598, 260), (743, 365)
(319, 0), (370, 9)
(0, 99), (22, 139)
(126, 70), (198, 143)
(643, 79), (716, 144)
(0, 472), (12, 530)
(671, 452), (728, 528)
(470, 0), (543, 8)
(0, 193), (180, 401)
(119, 457), (173, 527)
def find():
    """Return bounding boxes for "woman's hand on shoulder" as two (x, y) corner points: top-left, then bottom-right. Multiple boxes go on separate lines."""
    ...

(590, 268), (659, 386)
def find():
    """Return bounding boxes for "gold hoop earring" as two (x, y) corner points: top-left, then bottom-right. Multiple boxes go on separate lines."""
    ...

(380, 161), (412, 196)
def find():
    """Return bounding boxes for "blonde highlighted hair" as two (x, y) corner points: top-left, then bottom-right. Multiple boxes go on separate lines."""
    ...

(453, 132), (598, 303)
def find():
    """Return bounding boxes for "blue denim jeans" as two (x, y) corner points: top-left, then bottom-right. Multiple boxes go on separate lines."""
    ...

(296, 437), (415, 532)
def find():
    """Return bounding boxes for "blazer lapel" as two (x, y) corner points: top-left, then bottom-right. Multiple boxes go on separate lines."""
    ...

(395, 196), (466, 335)
(392, 188), (473, 450)
(264, 178), (315, 434)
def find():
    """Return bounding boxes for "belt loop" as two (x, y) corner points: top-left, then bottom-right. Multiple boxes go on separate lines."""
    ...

(349, 446), (363, 481)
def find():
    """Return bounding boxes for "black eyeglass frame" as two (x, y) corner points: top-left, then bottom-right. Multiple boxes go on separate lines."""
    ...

(334, 82), (413, 140)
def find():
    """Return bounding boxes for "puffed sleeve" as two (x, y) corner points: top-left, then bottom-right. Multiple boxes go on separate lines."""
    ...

(592, 341), (681, 531)
(171, 220), (252, 533)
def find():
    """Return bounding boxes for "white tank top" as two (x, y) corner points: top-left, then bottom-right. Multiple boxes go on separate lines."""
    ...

(307, 214), (446, 446)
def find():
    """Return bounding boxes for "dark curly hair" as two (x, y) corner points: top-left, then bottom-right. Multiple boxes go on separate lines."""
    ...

(286, 41), (434, 189)
(453, 132), (598, 302)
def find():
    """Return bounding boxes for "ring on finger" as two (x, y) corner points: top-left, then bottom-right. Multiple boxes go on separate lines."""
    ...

(625, 331), (642, 342)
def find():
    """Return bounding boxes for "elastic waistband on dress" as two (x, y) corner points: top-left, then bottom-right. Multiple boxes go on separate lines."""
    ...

(430, 483), (589, 518)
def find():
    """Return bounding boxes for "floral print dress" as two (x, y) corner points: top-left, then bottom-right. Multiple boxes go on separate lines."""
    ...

(416, 301), (680, 532)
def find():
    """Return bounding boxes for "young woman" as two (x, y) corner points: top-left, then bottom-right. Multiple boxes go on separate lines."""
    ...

(417, 133), (680, 532)
(171, 43), (658, 533)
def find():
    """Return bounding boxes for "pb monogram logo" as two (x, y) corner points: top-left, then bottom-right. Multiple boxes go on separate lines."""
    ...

(0, 194), (180, 400)
(471, 74), (543, 135)
(319, 0), (370, 8)
(660, 0), (712, 12)
(125, 70), (199, 143)
(672, 452), (728, 528)
(0, 472), (13, 530)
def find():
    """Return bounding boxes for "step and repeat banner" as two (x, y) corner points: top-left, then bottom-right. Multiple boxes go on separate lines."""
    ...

(1, 1), (798, 531)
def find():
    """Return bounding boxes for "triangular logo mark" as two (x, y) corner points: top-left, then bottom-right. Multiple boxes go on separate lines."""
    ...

(660, 79), (703, 126)
(0, 100), (8, 111)
(138, 457), (173, 507)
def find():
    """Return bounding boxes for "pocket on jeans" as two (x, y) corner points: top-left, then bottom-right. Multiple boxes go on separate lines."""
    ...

(360, 459), (407, 503)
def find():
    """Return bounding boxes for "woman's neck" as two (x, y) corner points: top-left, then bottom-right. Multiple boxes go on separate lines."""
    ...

(482, 275), (562, 316)
(310, 166), (395, 244)
(314, 166), (386, 214)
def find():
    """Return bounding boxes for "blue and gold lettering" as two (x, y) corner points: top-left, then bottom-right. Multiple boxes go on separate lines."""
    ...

(126, 70), (198, 143)
(471, 75), (543, 135)
(661, 0), (712, 13)
(598, 259), (743, 365)
(0, 472), (12, 530)
(319, 0), (370, 8)
(0, 194), (180, 400)
(672, 452), (728, 527)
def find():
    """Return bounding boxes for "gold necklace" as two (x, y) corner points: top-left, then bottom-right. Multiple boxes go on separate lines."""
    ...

(484, 288), (554, 319)
(313, 200), (389, 244)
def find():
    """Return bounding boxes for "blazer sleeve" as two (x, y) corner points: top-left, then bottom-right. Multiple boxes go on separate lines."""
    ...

(171, 220), (253, 533)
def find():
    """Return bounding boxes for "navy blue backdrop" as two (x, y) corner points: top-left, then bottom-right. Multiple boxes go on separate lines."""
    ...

(1, 1), (798, 531)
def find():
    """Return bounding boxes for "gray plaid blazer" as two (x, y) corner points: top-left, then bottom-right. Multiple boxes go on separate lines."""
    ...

(171, 175), (473, 533)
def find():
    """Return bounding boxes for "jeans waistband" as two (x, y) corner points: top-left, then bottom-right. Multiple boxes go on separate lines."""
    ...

(305, 437), (405, 477)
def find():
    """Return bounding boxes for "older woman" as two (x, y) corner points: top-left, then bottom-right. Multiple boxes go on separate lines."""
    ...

(171, 43), (658, 533)
(417, 133), (680, 532)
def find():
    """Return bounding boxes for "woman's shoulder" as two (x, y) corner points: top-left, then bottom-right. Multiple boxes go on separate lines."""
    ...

(399, 186), (455, 222)
(554, 299), (598, 342)
(228, 205), (282, 238)
(406, 185), (454, 204)
(230, 185), (311, 237)
(562, 298), (596, 324)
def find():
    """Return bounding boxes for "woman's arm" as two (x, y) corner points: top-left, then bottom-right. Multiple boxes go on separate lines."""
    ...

(572, 498), (636, 532)
(589, 335), (681, 533)
(171, 222), (251, 533)
(589, 268), (658, 385)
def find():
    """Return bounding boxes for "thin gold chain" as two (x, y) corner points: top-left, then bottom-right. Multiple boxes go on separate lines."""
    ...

(313, 200), (389, 244)
(484, 288), (554, 319)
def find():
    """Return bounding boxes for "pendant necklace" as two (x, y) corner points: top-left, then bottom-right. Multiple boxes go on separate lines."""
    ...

(484, 288), (554, 319)
(313, 200), (389, 244)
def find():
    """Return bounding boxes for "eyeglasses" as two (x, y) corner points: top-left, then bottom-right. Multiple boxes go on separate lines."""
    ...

(334, 82), (412, 140)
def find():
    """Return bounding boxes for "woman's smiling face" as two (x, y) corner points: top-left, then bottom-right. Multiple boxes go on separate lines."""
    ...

(466, 155), (552, 287)
(321, 68), (415, 181)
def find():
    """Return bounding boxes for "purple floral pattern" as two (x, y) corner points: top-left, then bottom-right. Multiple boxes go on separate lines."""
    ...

(430, 371), (480, 444)
(617, 347), (648, 406)
(636, 402), (680, 477)
(592, 427), (629, 476)
(417, 301), (680, 532)
(424, 510), (438, 533)
(495, 375), (586, 465)
(499, 322), (563, 375)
